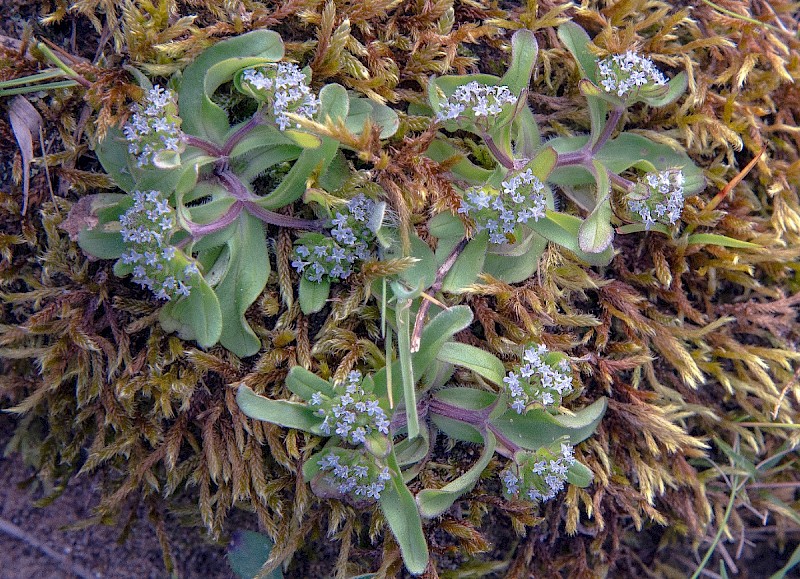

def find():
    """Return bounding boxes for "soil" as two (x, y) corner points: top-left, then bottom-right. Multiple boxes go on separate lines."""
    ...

(0, 415), (234, 579)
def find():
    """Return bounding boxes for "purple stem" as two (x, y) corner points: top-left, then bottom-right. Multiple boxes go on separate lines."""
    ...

(592, 106), (624, 153)
(222, 113), (265, 156)
(183, 135), (225, 157)
(182, 201), (244, 237)
(243, 201), (326, 231)
(427, 395), (521, 455)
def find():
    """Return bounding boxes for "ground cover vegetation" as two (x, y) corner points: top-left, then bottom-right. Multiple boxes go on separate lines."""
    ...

(0, 0), (799, 577)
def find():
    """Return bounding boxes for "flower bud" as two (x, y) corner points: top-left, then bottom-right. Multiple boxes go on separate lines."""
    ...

(238, 63), (319, 131)
(122, 86), (184, 168)
(503, 344), (573, 414)
(597, 51), (668, 101)
(627, 168), (685, 230)
(501, 442), (576, 503)
(458, 169), (547, 245)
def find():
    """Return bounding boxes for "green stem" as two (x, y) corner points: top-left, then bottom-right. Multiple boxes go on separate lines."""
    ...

(690, 475), (743, 579)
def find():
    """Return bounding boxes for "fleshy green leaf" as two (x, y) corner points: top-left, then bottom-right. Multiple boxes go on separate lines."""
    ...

(345, 96), (399, 139)
(373, 306), (473, 402)
(227, 530), (283, 579)
(686, 233), (761, 249)
(286, 366), (336, 400)
(73, 193), (131, 259)
(432, 387), (497, 411)
(158, 275), (223, 348)
(566, 461), (594, 488)
(379, 450), (429, 575)
(179, 31), (284, 143)
(94, 127), (135, 192)
(578, 160), (614, 253)
(428, 212), (465, 240)
(417, 431), (496, 518)
(214, 213), (269, 357)
(535, 211), (614, 266)
(298, 276), (331, 315)
(430, 414), (484, 443)
(640, 71), (688, 107)
(491, 398), (607, 450)
(596, 133), (705, 195)
(441, 233), (487, 293)
(236, 384), (323, 433)
(557, 22), (598, 82)
(436, 342), (506, 386)
(500, 29), (538, 95)
(396, 297), (419, 440)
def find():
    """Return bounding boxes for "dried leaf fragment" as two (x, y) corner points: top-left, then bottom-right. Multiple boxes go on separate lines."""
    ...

(8, 95), (42, 216)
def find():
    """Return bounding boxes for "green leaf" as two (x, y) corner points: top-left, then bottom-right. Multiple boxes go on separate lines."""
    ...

(557, 22), (598, 82)
(578, 160), (614, 253)
(158, 275), (223, 348)
(73, 193), (131, 260)
(526, 146), (557, 180)
(386, 234), (436, 290)
(428, 212), (465, 240)
(596, 133), (705, 195)
(298, 277), (331, 314)
(535, 211), (614, 266)
(373, 306), (473, 402)
(512, 101), (541, 160)
(500, 29), (538, 95)
(227, 530), (283, 579)
(394, 431), (431, 468)
(179, 31), (284, 143)
(617, 222), (672, 236)
(483, 248), (543, 283)
(579, 81), (610, 148)
(236, 384), (323, 433)
(685, 233), (760, 249)
(214, 213), (269, 357)
(425, 139), (494, 184)
(566, 461), (594, 487)
(237, 145), (302, 183)
(432, 387), (497, 411)
(441, 233), (487, 293)
(430, 414), (484, 443)
(227, 124), (298, 157)
(345, 96), (399, 139)
(252, 85), (345, 209)
(491, 398), (607, 450)
(379, 450), (429, 575)
(396, 299), (419, 440)
(93, 127), (135, 192)
(640, 71), (688, 107)
(436, 342), (506, 386)
(286, 366), (336, 400)
(417, 431), (496, 518)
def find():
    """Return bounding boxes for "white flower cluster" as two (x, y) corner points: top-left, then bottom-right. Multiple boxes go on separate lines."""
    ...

(317, 451), (392, 500)
(436, 81), (518, 122)
(458, 169), (547, 244)
(503, 344), (573, 414)
(122, 86), (183, 168)
(597, 51), (668, 99)
(628, 168), (685, 230)
(241, 63), (319, 131)
(119, 190), (199, 300)
(292, 195), (377, 283)
(501, 443), (576, 503)
(310, 370), (391, 445)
